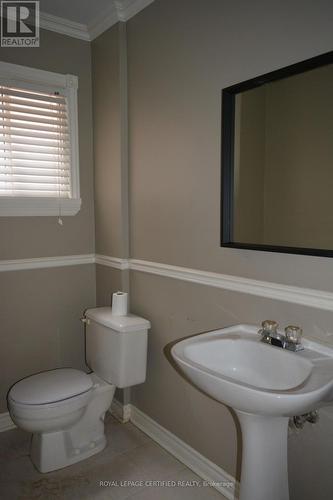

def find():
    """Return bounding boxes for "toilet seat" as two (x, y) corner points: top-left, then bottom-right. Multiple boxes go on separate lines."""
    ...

(8, 389), (92, 423)
(8, 369), (94, 434)
(9, 368), (93, 405)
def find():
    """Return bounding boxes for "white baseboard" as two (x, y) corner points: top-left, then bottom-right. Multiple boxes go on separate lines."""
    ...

(110, 399), (131, 423)
(0, 412), (16, 432)
(130, 405), (238, 500)
(0, 404), (238, 499)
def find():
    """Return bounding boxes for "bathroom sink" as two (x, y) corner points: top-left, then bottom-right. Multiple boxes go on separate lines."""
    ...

(171, 324), (333, 416)
(171, 325), (333, 500)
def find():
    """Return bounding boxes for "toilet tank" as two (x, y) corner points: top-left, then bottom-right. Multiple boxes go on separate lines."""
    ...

(84, 307), (150, 388)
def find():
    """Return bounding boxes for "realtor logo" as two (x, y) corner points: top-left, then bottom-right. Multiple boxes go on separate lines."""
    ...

(1, 1), (39, 46)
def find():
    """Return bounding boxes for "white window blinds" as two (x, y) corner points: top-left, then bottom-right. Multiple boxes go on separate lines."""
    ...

(0, 85), (71, 198)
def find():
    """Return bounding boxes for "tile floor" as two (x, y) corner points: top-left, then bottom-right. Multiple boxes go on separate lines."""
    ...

(0, 414), (228, 500)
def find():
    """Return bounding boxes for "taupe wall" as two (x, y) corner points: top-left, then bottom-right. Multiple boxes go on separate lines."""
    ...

(125, 1), (333, 499)
(96, 265), (123, 306)
(0, 265), (95, 413)
(92, 23), (129, 262)
(127, 0), (333, 292)
(92, 1), (333, 499)
(93, 26), (122, 258)
(130, 271), (333, 500)
(0, 29), (96, 411)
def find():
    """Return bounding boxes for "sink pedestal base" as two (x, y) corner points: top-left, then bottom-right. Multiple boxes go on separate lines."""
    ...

(236, 411), (289, 500)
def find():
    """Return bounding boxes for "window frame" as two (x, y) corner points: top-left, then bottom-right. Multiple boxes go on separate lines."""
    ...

(0, 61), (80, 216)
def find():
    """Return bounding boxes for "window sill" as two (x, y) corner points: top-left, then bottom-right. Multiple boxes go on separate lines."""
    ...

(0, 197), (81, 216)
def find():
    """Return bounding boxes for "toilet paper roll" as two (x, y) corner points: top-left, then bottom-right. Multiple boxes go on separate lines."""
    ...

(111, 291), (128, 316)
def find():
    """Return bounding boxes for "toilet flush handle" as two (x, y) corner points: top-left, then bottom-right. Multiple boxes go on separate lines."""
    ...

(80, 317), (90, 325)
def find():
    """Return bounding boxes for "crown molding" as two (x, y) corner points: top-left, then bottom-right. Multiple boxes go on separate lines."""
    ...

(88, 0), (155, 40)
(39, 0), (155, 42)
(115, 0), (156, 22)
(87, 3), (119, 41)
(40, 12), (90, 41)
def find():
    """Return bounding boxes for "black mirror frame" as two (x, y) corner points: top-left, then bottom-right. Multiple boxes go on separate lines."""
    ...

(221, 51), (333, 257)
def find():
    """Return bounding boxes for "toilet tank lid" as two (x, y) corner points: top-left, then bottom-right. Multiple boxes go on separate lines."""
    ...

(8, 369), (93, 405)
(85, 307), (151, 332)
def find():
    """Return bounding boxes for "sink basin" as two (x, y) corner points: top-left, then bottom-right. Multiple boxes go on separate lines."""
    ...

(171, 324), (333, 416)
(171, 324), (333, 500)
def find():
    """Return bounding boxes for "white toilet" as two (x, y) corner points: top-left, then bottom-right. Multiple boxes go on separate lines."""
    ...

(7, 307), (150, 473)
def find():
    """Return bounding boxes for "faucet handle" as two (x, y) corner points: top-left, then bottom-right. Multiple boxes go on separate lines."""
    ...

(285, 325), (302, 345)
(261, 320), (279, 334)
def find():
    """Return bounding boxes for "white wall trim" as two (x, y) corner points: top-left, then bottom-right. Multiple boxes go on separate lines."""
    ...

(0, 62), (80, 217)
(129, 258), (333, 311)
(87, 3), (119, 41)
(39, 1), (156, 41)
(110, 399), (131, 423)
(3, 253), (333, 312)
(0, 254), (95, 272)
(0, 404), (237, 498)
(88, 0), (155, 40)
(130, 405), (238, 500)
(115, 0), (156, 22)
(0, 60), (75, 89)
(0, 412), (15, 432)
(40, 12), (90, 41)
(95, 254), (129, 270)
(94, 255), (333, 312)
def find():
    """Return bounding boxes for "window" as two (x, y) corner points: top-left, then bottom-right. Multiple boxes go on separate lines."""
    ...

(0, 62), (80, 216)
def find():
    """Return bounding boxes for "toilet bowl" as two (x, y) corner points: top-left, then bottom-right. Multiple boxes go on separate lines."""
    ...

(8, 369), (94, 432)
(7, 307), (150, 473)
(8, 369), (115, 472)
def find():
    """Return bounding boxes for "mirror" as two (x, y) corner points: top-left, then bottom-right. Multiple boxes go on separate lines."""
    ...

(221, 51), (333, 257)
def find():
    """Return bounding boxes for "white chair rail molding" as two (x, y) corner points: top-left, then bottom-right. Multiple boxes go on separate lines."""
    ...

(2, 253), (333, 312)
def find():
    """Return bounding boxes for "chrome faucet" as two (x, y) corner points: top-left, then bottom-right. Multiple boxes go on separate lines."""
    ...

(259, 320), (304, 352)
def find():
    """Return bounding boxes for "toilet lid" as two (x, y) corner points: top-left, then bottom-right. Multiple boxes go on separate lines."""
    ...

(9, 368), (93, 405)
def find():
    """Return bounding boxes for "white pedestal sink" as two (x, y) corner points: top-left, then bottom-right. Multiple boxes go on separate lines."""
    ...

(171, 325), (333, 500)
